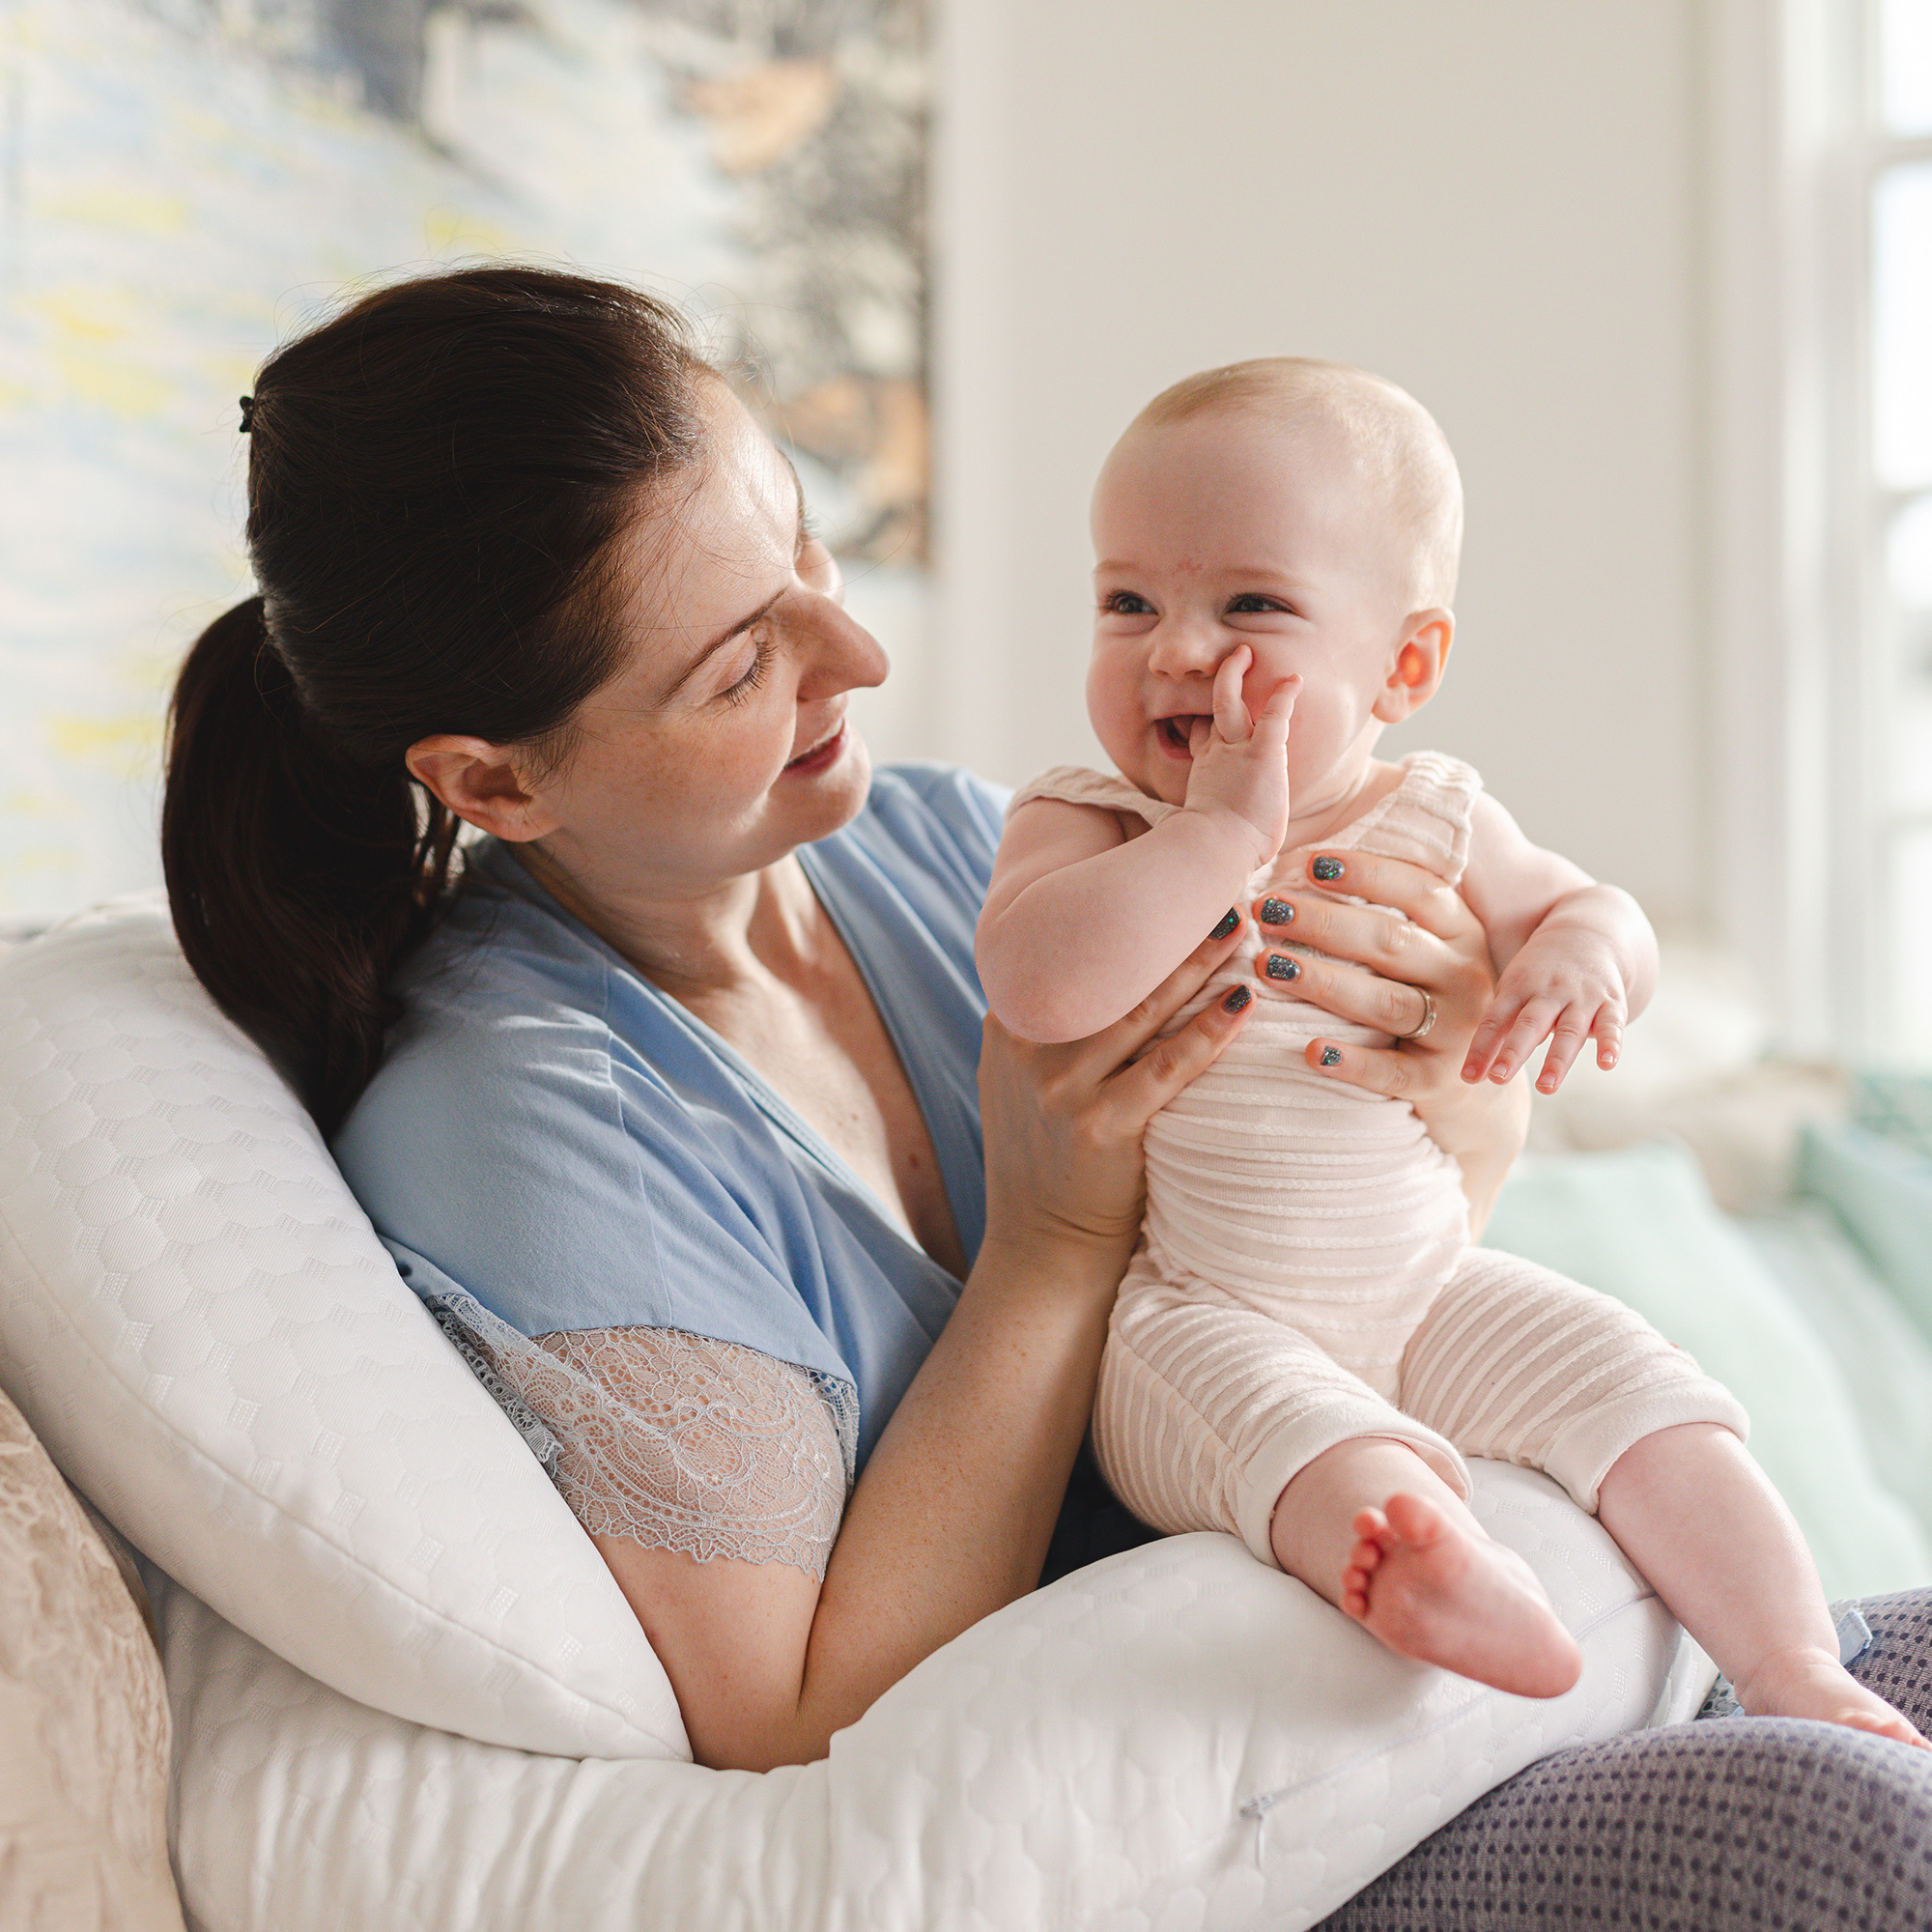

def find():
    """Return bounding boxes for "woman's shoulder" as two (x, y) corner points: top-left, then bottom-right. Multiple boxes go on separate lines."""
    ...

(839, 762), (1013, 894)
(332, 856), (626, 1203)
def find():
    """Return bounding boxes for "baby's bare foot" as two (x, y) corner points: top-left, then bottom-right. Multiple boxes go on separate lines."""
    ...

(1735, 1644), (1931, 1749)
(1342, 1492), (1583, 1698)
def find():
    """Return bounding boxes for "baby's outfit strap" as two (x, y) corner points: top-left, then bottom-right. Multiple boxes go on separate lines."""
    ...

(1331, 751), (1483, 889)
(1008, 764), (1172, 827)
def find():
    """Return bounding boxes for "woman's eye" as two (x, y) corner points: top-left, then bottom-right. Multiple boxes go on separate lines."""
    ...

(722, 637), (775, 704)
(1102, 590), (1153, 615)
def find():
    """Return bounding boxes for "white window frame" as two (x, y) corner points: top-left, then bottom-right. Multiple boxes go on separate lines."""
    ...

(1708, 0), (1924, 1061)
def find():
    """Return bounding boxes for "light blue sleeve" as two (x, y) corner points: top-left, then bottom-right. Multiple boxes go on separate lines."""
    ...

(331, 765), (1009, 1466)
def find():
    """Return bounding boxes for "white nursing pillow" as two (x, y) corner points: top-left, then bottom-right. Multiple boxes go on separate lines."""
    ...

(0, 896), (686, 1760)
(0, 897), (1705, 1930)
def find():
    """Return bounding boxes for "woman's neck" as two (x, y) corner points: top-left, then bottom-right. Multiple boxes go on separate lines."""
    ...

(505, 837), (827, 1004)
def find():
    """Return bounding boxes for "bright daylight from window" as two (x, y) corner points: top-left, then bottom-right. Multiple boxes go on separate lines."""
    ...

(1873, 0), (1932, 1060)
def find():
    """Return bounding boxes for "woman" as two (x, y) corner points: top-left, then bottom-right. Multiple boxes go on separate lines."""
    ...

(162, 268), (1932, 1920)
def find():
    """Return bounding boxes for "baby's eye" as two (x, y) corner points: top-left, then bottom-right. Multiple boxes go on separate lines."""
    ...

(1101, 590), (1154, 615)
(1226, 593), (1293, 615)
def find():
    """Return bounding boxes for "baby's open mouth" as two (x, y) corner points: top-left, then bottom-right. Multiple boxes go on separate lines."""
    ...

(1157, 715), (1207, 753)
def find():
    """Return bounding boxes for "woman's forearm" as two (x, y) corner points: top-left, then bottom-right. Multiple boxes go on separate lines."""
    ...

(607, 1227), (1127, 1773)
(795, 1232), (1124, 1739)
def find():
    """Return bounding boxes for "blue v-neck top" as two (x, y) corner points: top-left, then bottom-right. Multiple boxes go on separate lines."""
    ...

(331, 763), (1008, 1468)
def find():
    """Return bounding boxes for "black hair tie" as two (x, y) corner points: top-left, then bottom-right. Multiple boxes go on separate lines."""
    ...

(238, 395), (255, 434)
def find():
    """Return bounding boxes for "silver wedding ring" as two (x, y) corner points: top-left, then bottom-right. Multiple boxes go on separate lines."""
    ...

(1400, 989), (1437, 1040)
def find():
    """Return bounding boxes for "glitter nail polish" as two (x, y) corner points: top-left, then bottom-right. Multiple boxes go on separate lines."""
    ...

(1311, 856), (1345, 883)
(1320, 1045), (1343, 1066)
(1260, 897), (1294, 925)
(1264, 953), (1300, 981)
(1209, 908), (1240, 940)
(1223, 984), (1252, 1012)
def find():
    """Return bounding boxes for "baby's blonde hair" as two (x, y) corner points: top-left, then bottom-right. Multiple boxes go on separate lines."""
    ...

(1133, 357), (1463, 611)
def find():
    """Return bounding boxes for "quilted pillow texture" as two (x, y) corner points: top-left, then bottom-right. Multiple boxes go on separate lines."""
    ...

(0, 899), (1693, 1930)
(0, 898), (686, 1761)
(0, 1380), (185, 1932)
(151, 1464), (1690, 1932)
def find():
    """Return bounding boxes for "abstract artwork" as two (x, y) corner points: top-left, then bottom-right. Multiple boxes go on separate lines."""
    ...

(0, 0), (928, 924)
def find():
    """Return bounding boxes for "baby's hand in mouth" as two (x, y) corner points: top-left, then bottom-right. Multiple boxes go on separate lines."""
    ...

(1177, 653), (1299, 867)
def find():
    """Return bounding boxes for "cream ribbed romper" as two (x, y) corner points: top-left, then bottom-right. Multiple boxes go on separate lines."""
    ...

(1011, 753), (1747, 1566)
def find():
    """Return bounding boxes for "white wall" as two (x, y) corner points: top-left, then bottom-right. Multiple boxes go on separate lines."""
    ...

(926, 0), (1713, 940)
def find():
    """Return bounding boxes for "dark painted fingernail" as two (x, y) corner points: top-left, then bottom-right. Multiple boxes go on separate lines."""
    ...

(1222, 984), (1252, 1012)
(1312, 855), (1345, 882)
(1320, 1045), (1343, 1065)
(1260, 896), (1294, 925)
(1264, 952), (1300, 981)
(1209, 908), (1240, 940)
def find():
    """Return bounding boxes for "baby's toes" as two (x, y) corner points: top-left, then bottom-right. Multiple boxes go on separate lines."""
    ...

(1347, 1533), (1386, 1577)
(1845, 1706), (1932, 1750)
(1350, 1505), (1394, 1548)
(1381, 1491), (1448, 1547)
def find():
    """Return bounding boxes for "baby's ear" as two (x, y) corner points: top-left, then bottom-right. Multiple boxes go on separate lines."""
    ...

(1372, 610), (1454, 723)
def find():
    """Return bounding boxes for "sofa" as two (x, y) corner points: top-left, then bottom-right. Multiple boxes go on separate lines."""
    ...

(3, 900), (1927, 1931)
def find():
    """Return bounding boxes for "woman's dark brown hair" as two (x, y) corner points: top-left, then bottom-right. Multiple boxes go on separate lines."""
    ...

(161, 267), (705, 1135)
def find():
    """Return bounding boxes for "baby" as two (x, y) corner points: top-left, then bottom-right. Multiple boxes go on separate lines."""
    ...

(977, 357), (1924, 1745)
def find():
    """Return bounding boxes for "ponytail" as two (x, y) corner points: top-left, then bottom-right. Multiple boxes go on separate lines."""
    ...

(158, 267), (703, 1136)
(162, 596), (456, 1136)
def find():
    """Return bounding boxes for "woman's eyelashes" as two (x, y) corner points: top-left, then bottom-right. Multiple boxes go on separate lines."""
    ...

(721, 635), (776, 705)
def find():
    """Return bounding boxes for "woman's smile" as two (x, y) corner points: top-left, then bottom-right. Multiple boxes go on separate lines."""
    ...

(783, 719), (848, 776)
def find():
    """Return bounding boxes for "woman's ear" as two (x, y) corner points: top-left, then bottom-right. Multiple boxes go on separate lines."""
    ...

(1372, 610), (1454, 723)
(405, 735), (558, 841)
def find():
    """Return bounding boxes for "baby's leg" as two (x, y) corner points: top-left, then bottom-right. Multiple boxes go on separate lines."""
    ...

(1599, 1424), (1927, 1748)
(1403, 1248), (1927, 1749)
(1094, 1253), (1578, 1697)
(1272, 1435), (1582, 1698)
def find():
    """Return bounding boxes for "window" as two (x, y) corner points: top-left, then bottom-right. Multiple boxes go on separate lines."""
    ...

(1870, 0), (1932, 1062)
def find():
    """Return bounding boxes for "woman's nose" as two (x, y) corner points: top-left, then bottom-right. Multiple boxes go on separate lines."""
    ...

(796, 589), (890, 698)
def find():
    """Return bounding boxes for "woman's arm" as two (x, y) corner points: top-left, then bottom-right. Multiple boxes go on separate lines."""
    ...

(1244, 847), (1530, 1237)
(595, 923), (1257, 1772)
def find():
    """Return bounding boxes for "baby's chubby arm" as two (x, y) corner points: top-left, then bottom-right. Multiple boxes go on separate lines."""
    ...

(977, 650), (1297, 1043)
(1458, 794), (1659, 1094)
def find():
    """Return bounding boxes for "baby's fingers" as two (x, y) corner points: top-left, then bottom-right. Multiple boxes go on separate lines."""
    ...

(1483, 998), (1564, 1087)
(1252, 670), (1301, 745)
(1211, 645), (1255, 744)
(1533, 1006), (1597, 1094)
(1593, 1010), (1625, 1071)
(1461, 993), (1525, 1085)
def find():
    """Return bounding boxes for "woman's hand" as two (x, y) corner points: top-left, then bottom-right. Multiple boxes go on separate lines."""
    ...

(1249, 849), (1529, 1233)
(977, 912), (1257, 1270)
